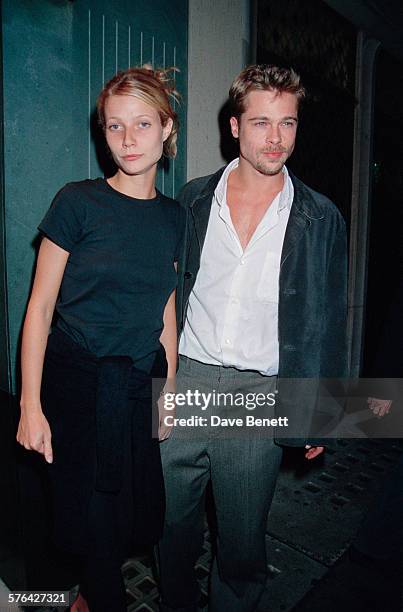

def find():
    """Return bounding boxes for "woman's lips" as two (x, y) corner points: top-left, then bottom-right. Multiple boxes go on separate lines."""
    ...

(122, 154), (143, 161)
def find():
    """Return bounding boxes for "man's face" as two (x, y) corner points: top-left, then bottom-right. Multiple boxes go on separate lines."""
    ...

(230, 89), (299, 176)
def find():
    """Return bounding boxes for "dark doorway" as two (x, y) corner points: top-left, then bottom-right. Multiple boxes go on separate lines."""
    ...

(362, 50), (403, 377)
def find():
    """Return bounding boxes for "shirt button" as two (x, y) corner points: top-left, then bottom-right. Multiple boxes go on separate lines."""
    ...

(231, 298), (239, 305)
(240, 259), (245, 265)
(225, 339), (231, 345)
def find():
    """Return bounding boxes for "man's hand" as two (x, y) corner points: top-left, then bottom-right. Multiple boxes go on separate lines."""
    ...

(367, 397), (392, 417)
(304, 445), (324, 460)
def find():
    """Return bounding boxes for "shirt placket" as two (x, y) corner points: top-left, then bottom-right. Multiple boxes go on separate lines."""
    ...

(217, 202), (245, 363)
(220, 252), (249, 364)
(218, 193), (282, 365)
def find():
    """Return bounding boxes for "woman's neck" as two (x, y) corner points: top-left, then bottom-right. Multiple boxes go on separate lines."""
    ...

(107, 170), (157, 199)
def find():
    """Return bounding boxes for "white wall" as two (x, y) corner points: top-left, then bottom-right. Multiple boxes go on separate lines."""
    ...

(187, 0), (251, 180)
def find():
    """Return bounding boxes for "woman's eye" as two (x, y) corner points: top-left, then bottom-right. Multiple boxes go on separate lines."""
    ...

(107, 124), (121, 131)
(138, 121), (151, 128)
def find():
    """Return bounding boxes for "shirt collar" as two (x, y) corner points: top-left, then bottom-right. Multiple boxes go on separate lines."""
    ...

(214, 158), (239, 207)
(214, 158), (293, 213)
(278, 165), (293, 212)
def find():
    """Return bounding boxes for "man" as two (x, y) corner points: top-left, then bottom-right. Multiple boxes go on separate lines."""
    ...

(158, 65), (347, 611)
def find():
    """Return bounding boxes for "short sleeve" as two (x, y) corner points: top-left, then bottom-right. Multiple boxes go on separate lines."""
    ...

(38, 183), (85, 252)
(174, 205), (187, 261)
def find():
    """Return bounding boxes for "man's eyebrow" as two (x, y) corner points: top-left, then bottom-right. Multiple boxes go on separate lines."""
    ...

(247, 115), (298, 122)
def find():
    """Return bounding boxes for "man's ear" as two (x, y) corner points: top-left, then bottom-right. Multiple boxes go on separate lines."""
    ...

(162, 117), (174, 141)
(230, 116), (239, 139)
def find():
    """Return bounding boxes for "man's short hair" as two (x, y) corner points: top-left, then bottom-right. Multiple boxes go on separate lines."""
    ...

(229, 64), (306, 119)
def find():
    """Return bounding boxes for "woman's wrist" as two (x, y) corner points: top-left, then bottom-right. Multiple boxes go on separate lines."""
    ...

(20, 399), (43, 414)
(162, 377), (176, 393)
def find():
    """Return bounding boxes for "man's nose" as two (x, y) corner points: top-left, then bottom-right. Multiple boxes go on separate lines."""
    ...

(265, 125), (281, 144)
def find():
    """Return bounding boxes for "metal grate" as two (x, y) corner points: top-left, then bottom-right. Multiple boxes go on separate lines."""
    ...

(118, 439), (403, 611)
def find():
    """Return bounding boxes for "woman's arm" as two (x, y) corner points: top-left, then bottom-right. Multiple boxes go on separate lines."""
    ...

(17, 238), (70, 463)
(158, 288), (178, 441)
(159, 288), (178, 380)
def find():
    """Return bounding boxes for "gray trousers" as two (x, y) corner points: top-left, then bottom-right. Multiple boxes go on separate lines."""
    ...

(158, 356), (283, 612)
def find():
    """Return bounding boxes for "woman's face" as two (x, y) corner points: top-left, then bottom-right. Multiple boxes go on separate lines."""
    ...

(104, 94), (173, 178)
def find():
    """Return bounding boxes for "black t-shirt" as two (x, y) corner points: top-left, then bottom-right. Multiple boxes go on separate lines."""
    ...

(39, 178), (186, 372)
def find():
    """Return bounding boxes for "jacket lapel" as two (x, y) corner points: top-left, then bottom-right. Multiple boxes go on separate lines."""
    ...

(190, 193), (214, 254)
(281, 172), (324, 267)
(189, 167), (225, 254)
(280, 203), (310, 267)
(187, 167), (325, 267)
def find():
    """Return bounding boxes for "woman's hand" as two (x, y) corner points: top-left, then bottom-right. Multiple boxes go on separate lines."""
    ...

(158, 396), (174, 441)
(17, 406), (53, 463)
(158, 379), (176, 441)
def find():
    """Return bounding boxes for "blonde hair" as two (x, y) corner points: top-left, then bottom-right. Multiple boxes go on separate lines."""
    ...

(97, 65), (179, 158)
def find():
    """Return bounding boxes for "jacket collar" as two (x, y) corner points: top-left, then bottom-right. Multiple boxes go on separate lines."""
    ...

(288, 172), (325, 220)
(188, 167), (226, 253)
(189, 166), (226, 208)
(189, 164), (326, 221)
(188, 165), (326, 264)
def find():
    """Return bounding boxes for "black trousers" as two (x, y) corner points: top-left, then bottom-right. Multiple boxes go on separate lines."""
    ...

(40, 328), (166, 610)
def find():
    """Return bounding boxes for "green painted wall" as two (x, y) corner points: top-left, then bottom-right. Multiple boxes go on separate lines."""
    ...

(0, 2), (10, 394)
(2, 0), (188, 393)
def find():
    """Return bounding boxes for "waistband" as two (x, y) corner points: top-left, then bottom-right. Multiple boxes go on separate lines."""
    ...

(48, 326), (166, 380)
(179, 355), (277, 381)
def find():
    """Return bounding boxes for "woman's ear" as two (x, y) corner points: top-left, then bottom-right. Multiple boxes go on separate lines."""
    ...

(162, 117), (174, 142)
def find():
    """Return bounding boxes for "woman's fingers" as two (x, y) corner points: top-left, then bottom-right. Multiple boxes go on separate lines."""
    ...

(158, 416), (172, 440)
(16, 412), (53, 462)
(158, 394), (174, 441)
(43, 432), (53, 464)
(158, 422), (171, 441)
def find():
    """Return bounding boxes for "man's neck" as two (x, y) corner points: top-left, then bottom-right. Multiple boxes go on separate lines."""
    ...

(229, 161), (285, 197)
(228, 162), (285, 201)
(226, 160), (286, 250)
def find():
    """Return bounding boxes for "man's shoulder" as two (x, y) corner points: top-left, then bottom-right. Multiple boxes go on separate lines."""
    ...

(304, 184), (339, 213)
(291, 174), (345, 225)
(176, 167), (226, 208)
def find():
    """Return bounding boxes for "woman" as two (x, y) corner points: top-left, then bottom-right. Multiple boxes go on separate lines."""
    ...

(17, 66), (184, 611)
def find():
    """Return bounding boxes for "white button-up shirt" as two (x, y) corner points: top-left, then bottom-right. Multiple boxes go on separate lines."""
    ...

(179, 158), (293, 375)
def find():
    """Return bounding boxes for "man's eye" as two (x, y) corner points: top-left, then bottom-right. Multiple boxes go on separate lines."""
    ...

(138, 121), (151, 128)
(254, 122), (267, 127)
(281, 121), (295, 127)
